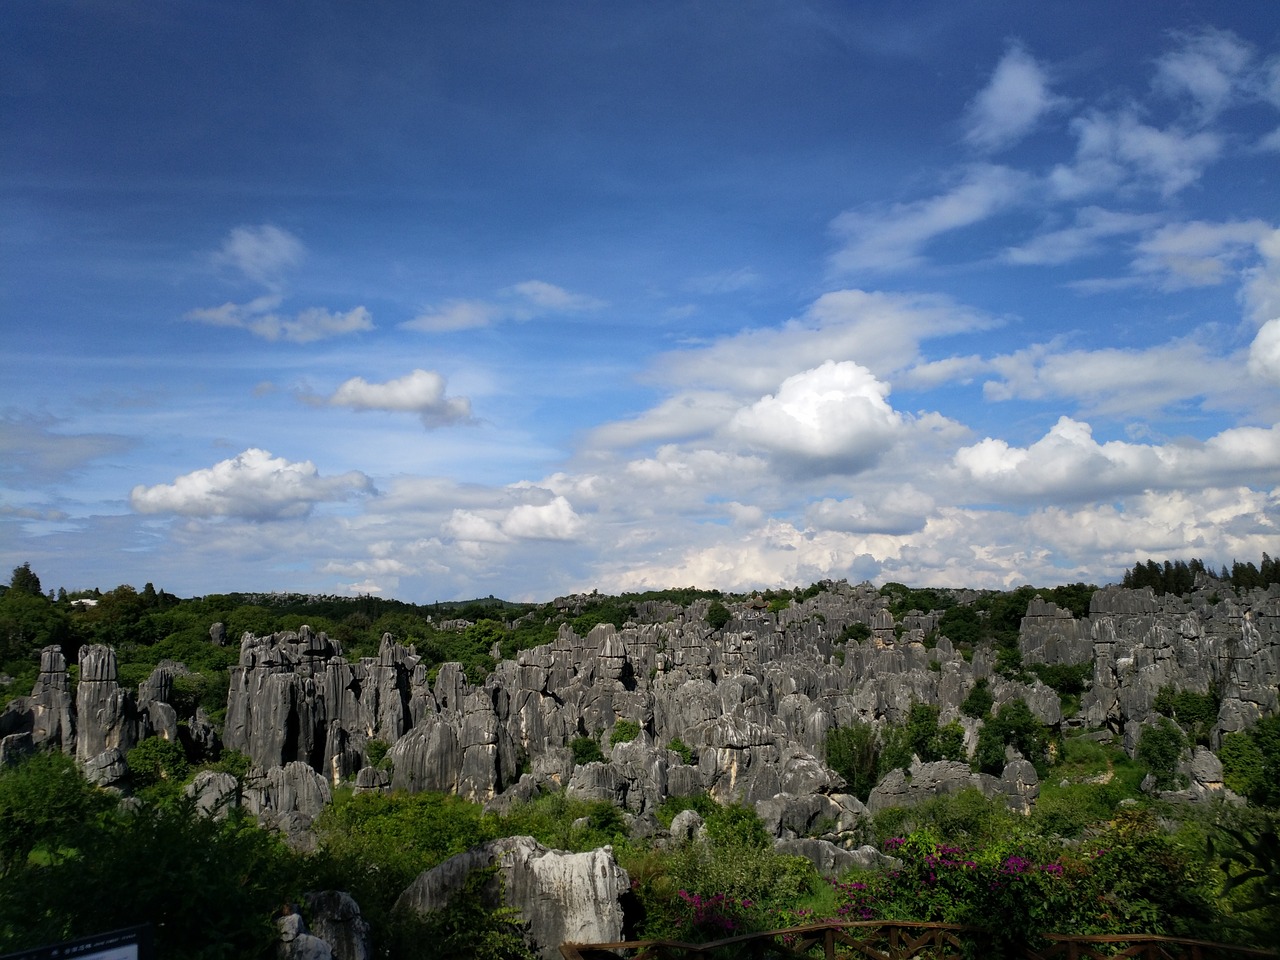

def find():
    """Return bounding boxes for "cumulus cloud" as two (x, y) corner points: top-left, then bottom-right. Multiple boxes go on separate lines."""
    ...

(727, 361), (904, 476)
(187, 300), (374, 343)
(806, 485), (935, 535)
(404, 280), (604, 332)
(964, 43), (1063, 151)
(443, 494), (584, 543)
(188, 225), (374, 343)
(830, 164), (1030, 272)
(1242, 228), (1280, 328)
(326, 369), (472, 428)
(1248, 318), (1280, 385)
(213, 224), (305, 286)
(953, 417), (1280, 502)
(130, 448), (372, 520)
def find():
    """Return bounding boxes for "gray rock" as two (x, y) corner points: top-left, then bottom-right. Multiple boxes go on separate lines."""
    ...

(397, 836), (630, 960)
(304, 891), (372, 960)
(185, 769), (240, 818)
(277, 910), (333, 960)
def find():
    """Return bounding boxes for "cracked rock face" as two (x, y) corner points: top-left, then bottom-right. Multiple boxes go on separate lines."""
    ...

(396, 836), (630, 960)
(19, 580), (1280, 853)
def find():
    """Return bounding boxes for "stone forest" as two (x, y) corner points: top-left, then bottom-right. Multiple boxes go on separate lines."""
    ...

(0, 559), (1278, 959)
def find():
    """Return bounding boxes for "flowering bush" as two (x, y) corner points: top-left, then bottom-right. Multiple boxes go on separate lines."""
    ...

(815, 812), (1221, 956)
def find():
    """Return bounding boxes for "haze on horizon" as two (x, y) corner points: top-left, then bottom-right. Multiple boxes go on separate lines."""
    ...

(3, 2), (1280, 602)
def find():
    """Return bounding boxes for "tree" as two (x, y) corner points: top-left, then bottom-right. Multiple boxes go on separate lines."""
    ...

(705, 601), (731, 631)
(9, 563), (42, 597)
(825, 722), (880, 802)
(0, 751), (116, 876)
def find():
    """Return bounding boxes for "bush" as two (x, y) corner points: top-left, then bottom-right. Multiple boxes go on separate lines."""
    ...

(570, 735), (603, 766)
(1137, 717), (1188, 790)
(0, 751), (116, 876)
(705, 601), (731, 630)
(609, 718), (640, 746)
(666, 737), (695, 765)
(0, 801), (304, 959)
(825, 723), (880, 802)
(975, 699), (1049, 774)
(961, 677), (994, 718)
(127, 736), (190, 791)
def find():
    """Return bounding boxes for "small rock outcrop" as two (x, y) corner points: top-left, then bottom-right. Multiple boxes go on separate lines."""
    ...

(396, 836), (630, 960)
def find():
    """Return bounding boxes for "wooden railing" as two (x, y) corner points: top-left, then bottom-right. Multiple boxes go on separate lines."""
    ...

(560, 920), (1280, 960)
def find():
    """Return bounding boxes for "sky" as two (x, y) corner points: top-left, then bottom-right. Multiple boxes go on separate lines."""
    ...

(3, 1), (1280, 602)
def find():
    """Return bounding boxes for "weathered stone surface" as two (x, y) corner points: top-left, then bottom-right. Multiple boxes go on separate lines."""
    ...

(278, 911), (333, 960)
(76, 645), (136, 762)
(185, 769), (240, 818)
(304, 891), (372, 960)
(396, 836), (630, 960)
(775, 838), (865, 877)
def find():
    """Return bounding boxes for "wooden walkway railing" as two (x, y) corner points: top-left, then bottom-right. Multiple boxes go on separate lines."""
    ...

(560, 920), (1280, 960)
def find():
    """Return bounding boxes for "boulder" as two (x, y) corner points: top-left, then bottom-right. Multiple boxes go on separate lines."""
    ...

(396, 836), (629, 960)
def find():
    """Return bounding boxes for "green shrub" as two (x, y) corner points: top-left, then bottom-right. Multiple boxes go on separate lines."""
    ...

(1137, 716), (1188, 790)
(975, 698), (1049, 774)
(1154, 685), (1220, 745)
(655, 792), (718, 829)
(704, 803), (771, 850)
(609, 719), (640, 746)
(839, 621), (871, 643)
(569, 735), (603, 766)
(961, 677), (994, 718)
(666, 737), (695, 765)
(705, 601), (731, 630)
(126, 736), (189, 791)
(825, 722), (880, 802)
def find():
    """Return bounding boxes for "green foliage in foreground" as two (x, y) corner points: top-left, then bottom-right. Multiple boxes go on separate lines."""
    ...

(0, 794), (303, 959)
(4, 743), (1280, 958)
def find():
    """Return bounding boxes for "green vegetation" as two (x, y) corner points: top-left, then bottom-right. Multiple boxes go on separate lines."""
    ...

(1136, 716), (1188, 790)
(609, 718), (641, 746)
(1153, 684), (1220, 746)
(705, 600), (731, 630)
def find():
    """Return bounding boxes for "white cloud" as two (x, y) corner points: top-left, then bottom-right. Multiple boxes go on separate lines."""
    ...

(443, 494), (585, 543)
(727, 360), (904, 476)
(327, 369), (472, 428)
(830, 164), (1029, 272)
(0, 414), (134, 484)
(806, 485), (935, 535)
(588, 391), (741, 450)
(404, 280), (603, 332)
(1049, 111), (1221, 199)
(964, 43), (1063, 151)
(1130, 218), (1271, 289)
(186, 300), (374, 343)
(953, 416), (1280, 502)
(213, 224), (304, 286)
(1242, 228), (1280, 328)
(683, 268), (761, 295)
(130, 448), (372, 520)
(1153, 28), (1253, 123)
(1248, 318), (1280, 385)
(1002, 207), (1161, 266)
(650, 289), (996, 397)
(510, 280), (606, 311)
(983, 338), (1245, 417)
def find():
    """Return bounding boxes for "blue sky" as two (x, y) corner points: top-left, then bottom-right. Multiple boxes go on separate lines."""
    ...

(4, 1), (1280, 601)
